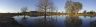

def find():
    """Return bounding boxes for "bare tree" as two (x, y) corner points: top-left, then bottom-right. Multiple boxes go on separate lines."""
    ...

(36, 0), (56, 26)
(37, 0), (55, 18)
(21, 7), (28, 18)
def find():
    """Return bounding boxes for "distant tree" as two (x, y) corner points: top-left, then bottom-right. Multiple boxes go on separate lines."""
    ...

(83, 10), (87, 14)
(21, 7), (28, 18)
(83, 10), (87, 16)
(87, 10), (95, 14)
(37, 0), (55, 18)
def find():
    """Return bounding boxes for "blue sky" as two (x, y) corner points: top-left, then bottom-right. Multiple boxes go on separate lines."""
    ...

(0, 0), (96, 13)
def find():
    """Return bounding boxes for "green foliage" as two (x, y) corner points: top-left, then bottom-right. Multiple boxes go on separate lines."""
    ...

(87, 11), (95, 14)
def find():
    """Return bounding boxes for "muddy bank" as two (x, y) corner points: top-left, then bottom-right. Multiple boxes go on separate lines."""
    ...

(0, 17), (26, 27)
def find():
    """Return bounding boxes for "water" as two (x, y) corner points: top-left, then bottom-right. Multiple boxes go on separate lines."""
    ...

(13, 15), (96, 27)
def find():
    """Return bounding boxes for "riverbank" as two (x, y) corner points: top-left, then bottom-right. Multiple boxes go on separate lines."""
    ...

(0, 16), (26, 27)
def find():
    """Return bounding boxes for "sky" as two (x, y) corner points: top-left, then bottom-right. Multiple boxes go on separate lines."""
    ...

(0, 0), (96, 13)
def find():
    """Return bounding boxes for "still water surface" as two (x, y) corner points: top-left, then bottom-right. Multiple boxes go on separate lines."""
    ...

(13, 16), (96, 27)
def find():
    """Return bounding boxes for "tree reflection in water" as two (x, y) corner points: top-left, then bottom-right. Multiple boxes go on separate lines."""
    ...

(33, 17), (56, 27)
(90, 17), (96, 27)
(65, 16), (82, 27)
(91, 21), (96, 27)
(20, 17), (28, 27)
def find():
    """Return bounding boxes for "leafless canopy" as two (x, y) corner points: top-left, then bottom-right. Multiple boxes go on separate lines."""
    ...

(21, 7), (28, 13)
(37, 0), (55, 12)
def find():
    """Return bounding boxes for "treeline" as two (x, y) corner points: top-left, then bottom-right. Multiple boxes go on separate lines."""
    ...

(0, 12), (63, 17)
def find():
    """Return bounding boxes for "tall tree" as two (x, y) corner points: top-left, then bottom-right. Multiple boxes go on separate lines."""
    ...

(21, 7), (28, 18)
(37, 0), (55, 18)
(65, 0), (82, 16)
